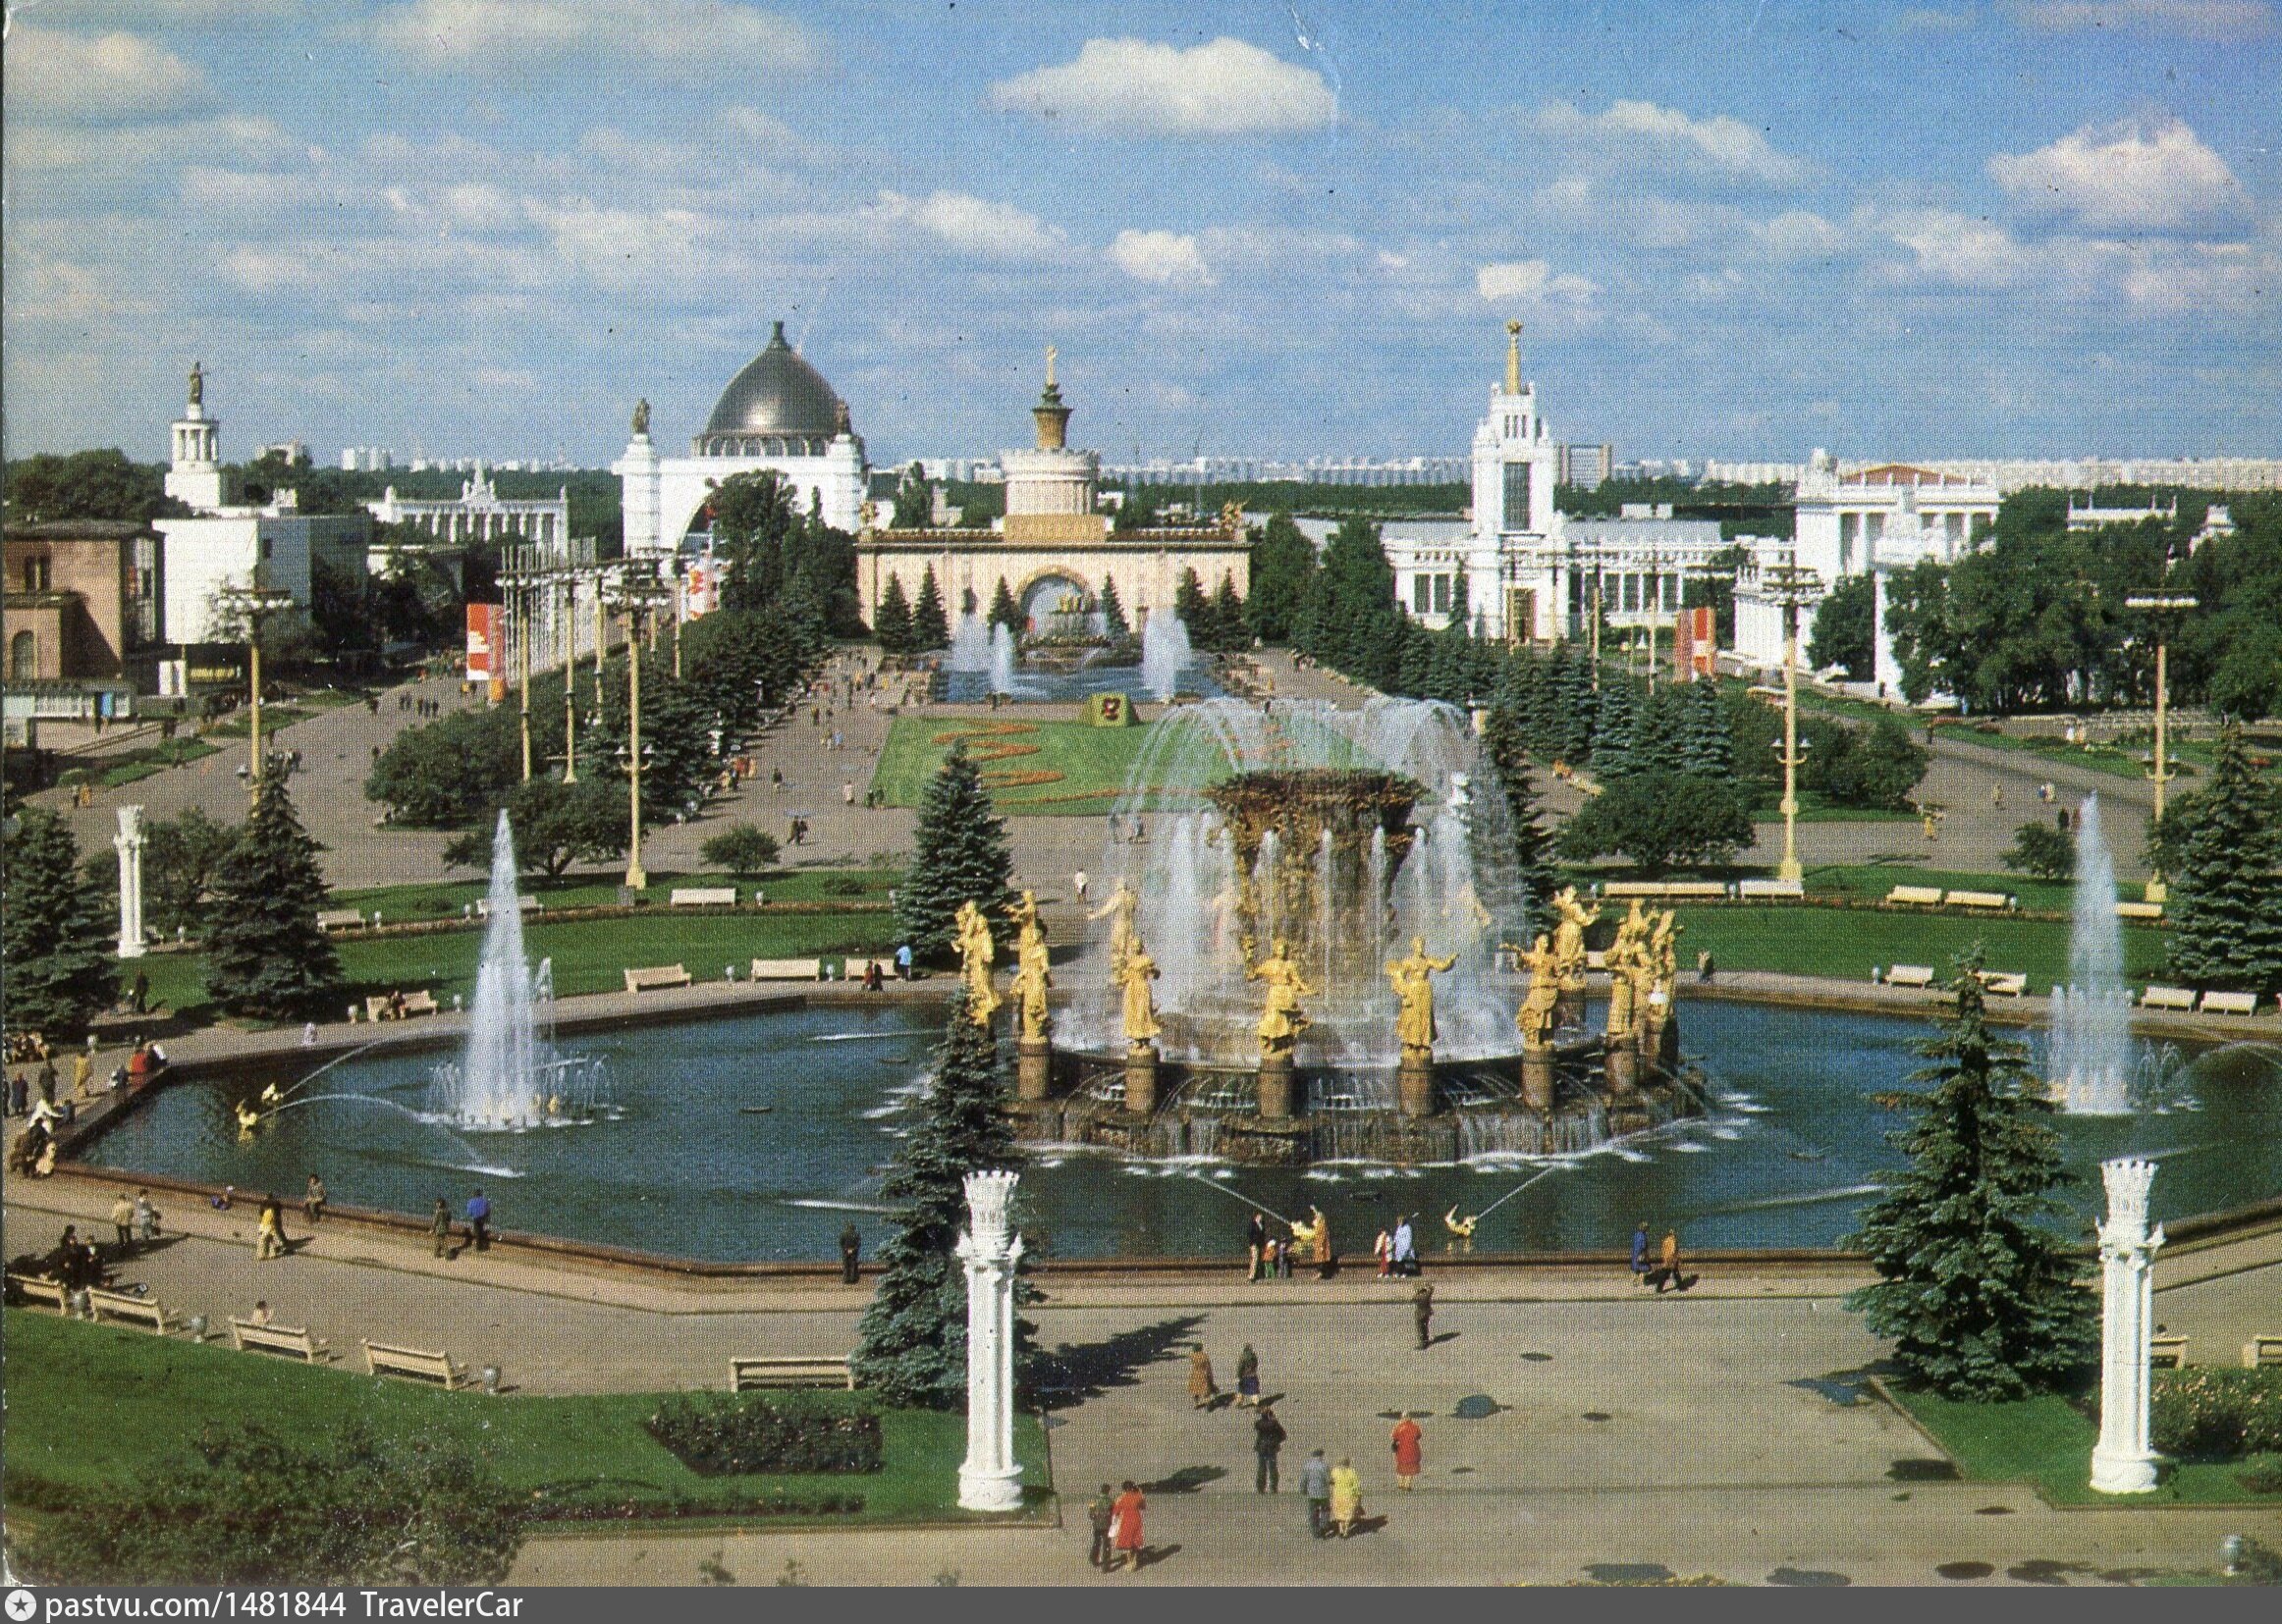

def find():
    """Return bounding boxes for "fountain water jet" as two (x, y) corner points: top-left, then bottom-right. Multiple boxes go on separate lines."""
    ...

(1140, 613), (1192, 701)
(948, 611), (993, 674)
(2050, 794), (2134, 1114)
(989, 623), (1017, 696)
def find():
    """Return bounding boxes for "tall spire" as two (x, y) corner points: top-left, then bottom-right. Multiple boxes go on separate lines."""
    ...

(1504, 320), (1522, 395)
(1032, 344), (1071, 452)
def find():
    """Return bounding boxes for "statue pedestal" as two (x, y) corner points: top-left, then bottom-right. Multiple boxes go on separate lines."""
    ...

(1554, 986), (1586, 1036)
(1257, 1054), (1295, 1121)
(1396, 1053), (1437, 1119)
(1519, 1050), (1555, 1114)
(1015, 1038), (1053, 1103)
(1645, 1009), (1676, 1071)
(1603, 1044), (1639, 1098)
(1123, 1045), (1159, 1117)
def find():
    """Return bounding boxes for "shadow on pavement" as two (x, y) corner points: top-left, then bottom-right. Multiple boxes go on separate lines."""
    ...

(1033, 1312), (1206, 1412)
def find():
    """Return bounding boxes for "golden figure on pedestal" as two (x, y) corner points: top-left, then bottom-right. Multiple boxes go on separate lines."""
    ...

(1247, 938), (1314, 1058)
(953, 899), (1001, 1026)
(1515, 934), (1560, 1053)
(1386, 937), (1457, 1058)
(1118, 943), (1162, 1048)
(1089, 879), (1140, 975)
(1010, 929), (1052, 1043)
(1550, 886), (1601, 992)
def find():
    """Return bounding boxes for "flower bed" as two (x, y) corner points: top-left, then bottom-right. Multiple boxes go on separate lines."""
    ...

(645, 1393), (885, 1477)
(2151, 1367), (2282, 1459)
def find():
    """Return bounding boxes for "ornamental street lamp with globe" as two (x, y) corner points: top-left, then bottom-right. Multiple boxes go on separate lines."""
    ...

(212, 573), (297, 806)
(606, 574), (674, 890)
(2125, 592), (2199, 904)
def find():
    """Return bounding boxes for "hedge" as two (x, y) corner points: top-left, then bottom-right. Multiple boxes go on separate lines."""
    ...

(645, 1393), (885, 1477)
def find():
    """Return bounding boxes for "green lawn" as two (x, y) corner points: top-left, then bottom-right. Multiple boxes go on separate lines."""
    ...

(203, 706), (310, 739)
(97, 738), (220, 786)
(3, 1310), (1050, 1525)
(338, 867), (900, 925)
(1806, 863), (2081, 915)
(1778, 792), (1919, 825)
(1672, 906), (2167, 994)
(1882, 1380), (2281, 1507)
(870, 715), (1166, 813)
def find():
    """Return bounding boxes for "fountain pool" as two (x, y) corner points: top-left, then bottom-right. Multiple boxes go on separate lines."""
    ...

(82, 1001), (2280, 1263)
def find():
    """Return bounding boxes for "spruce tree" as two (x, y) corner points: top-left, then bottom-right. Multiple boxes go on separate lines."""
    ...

(1554, 651), (1597, 763)
(873, 573), (913, 655)
(1630, 681), (1684, 767)
(1843, 950), (2097, 1399)
(988, 577), (1020, 634)
(910, 565), (951, 651)
(204, 776), (343, 1019)
(1209, 571), (1245, 651)
(2166, 724), (2282, 993)
(851, 991), (1035, 1408)
(1479, 702), (1559, 915)
(2, 808), (119, 1036)
(1097, 576), (1130, 639)
(894, 742), (1016, 965)
(1591, 678), (1639, 779)
(1174, 567), (1211, 639)
(1677, 677), (1735, 780)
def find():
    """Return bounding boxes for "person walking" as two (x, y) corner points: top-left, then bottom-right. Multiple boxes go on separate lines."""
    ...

(1411, 1281), (1435, 1349)
(842, 779), (854, 806)
(1390, 1413), (1424, 1490)
(1392, 1214), (1418, 1276)
(1374, 1224), (1392, 1278)
(303, 1172), (327, 1224)
(896, 943), (913, 981)
(1253, 1403), (1287, 1492)
(133, 1190), (160, 1242)
(71, 1051), (93, 1100)
(130, 969), (149, 1015)
(430, 1197), (453, 1259)
(1187, 1343), (1218, 1409)
(1072, 869), (1089, 904)
(1235, 1342), (1262, 1407)
(1329, 1457), (1363, 1538)
(465, 1188), (492, 1252)
(1110, 1480), (1147, 1573)
(1629, 1221), (1653, 1287)
(1311, 1206), (1334, 1279)
(110, 1192), (136, 1249)
(839, 1222), (862, 1284)
(1656, 1226), (1683, 1293)
(1299, 1448), (1331, 1539)
(1086, 1484), (1115, 1572)
(1276, 1235), (1294, 1279)
(7, 1070), (26, 1117)
(254, 1194), (286, 1261)
(1246, 1212), (1267, 1280)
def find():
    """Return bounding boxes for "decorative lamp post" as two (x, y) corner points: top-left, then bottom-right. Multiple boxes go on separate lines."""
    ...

(955, 1169), (1025, 1513)
(214, 575), (295, 806)
(559, 572), (578, 783)
(1762, 553), (1823, 886)
(2124, 594), (2199, 904)
(606, 574), (673, 890)
(2091, 1156), (2164, 1494)
(114, 804), (148, 959)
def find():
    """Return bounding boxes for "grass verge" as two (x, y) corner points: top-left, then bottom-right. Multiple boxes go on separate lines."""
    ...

(3, 1310), (1050, 1526)
(1670, 905), (2167, 994)
(336, 867), (900, 924)
(869, 716), (1163, 813)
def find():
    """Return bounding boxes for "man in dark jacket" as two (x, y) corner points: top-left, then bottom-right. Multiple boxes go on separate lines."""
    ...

(1086, 1484), (1115, 1571)
(839, 1223), (862, 1284)
(1299, 1449), (1331, 1538)
(1253, 1404), (1288, 1493)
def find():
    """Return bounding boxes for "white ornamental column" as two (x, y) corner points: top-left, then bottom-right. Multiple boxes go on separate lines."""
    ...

(2090, 1157), (2164, 1494)
(114, 804), (148, 959)
(956, 1169), (1025, 1513)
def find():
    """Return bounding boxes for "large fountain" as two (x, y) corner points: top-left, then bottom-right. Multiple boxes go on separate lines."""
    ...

(2049, 794), (2136, 1114)
(1139, 612), (1194, 702)
(1008, 697), (1704, 1164)
(424, 812), (612, 1129)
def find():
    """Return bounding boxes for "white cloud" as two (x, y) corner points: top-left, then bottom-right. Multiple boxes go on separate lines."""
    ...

(870, 191), (1065, 260)
(1752, 210), (1848, 262)
(987, 37), (1336, 137)
(2014, 1), (2273, 38)
(1867, 206), (2036, 288)
(370, 0), (820, 80)
(1475, 259), (1600, 306)
(2117, 240), (2277, 313)
(1108, 230), (1215, 287)
(1988, 118), (2243, 231)
(1534, 98), (1810, 188)
(2, 27), (213, 124)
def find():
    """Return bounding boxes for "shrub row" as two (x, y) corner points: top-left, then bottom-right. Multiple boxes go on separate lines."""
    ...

(644, 1393), (884, 1477)
(2151, 1368), (2282, 1459)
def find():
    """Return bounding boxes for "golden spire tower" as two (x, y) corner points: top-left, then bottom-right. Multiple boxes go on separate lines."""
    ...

(1505, 320), (1523, 394)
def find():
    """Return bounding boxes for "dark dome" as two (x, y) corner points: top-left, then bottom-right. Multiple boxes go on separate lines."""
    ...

(698, 321), (848, 453)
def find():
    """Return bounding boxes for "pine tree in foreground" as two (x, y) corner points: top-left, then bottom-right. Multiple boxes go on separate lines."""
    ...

(204, 775), (343, 1020)
(852, 992), (1034, 1408)
(893, 742), (1016, 966)
(1843, 948), (2096, 1399)
(1, 808), (119, 1036)
(2165, 724), (2282, 994)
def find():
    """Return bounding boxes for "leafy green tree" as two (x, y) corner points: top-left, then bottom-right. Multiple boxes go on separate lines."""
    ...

(142, 806), (240, 936)
(1097, 575), (1130, 640)
(1558, 770), (1754, 875)
(3, 449), (186, 525)
(1843, 951), (2097, 1399)
(891, 463), (934, 529)
(20, 1423), (524, 1586)
(203, 777), (342, 1019)
(894, 742), (1015, 966)
(852, 993), (1034, 1408)
(2, 808), (119, 1035)
(701, 824), (782, 875)
(910, 566), (951, 652)
(442, 778), (625, 881)
(711, 470), (802, 610)
(873, 572), (913, 655)
(2001, 822), (2077, 882)
(1808, 573), (1874, 678)
(2166, 725), (2282, 992)
(1821, 715), (1929, 811)
(365, 703), (519, 826)
(988, 577), (1020, 634)
(1243, 512), (1316, 643)
(1676, 677), (1733, 779)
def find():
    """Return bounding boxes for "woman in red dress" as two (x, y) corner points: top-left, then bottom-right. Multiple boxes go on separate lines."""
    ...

(1391, 1413), (1424, 1490)
(1110, 1479), (1147, 1572)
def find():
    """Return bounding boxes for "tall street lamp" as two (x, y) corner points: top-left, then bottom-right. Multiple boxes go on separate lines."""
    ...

(1762, 552), (1824, 886)
(2125, 592), (2199, 904)
(607, 574), (674, 890)
(214, 573), (296, 807)
(559, 571), (579, 784)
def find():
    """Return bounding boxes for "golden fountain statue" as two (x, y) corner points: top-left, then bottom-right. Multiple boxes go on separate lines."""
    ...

(1118, 942), (1162, 1049)
(1550, 885), (1601, 992)
(1603, 900), (1651, 1041)
(1088, 879), (1140, 975)
(1010, 929), (1053, 1043)
(953, 899), (1001, 1026)
(1514, 933), (1560, 1053)
(1385, 937), (1457, 1059)
(1246, 938), (1314, 1058)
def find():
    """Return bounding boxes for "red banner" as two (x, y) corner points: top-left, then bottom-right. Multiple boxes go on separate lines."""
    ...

(465, 602), (501, 682)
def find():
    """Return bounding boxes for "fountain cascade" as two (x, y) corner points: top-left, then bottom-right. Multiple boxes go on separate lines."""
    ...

(1139, 613), (1193, 702)
(2050, 794), (2135, 1114)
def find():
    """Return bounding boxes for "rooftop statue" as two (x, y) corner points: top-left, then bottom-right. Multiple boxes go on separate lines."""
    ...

(188, 360), (204, 406)
(630, 397), (650, 436)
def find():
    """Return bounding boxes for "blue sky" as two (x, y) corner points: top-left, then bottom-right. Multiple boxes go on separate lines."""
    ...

(4, 0), (2277, 468)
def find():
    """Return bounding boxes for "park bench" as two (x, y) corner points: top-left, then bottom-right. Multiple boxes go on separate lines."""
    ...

(1599, 881), (1730, 900)
(1585, 950), (1607, 971)
(87, 1287), (177, 1334)
(6, 1272), (68, 1312)
(2149, 1334), (2189, 1370)
(2200, 991), (2260, 1016)
(2243, 1335), (2282, 1369)
(749, 957), (826, 981)
(2115, 900), (2165, 922)
(365, 990), (439, 1021)
(670, 887), (739, 908)
(730, 1355), (855, 1391)
(624, 964), (693, 993)
(1883, 886), (1945, 907)
(1883, 965), (1936, 990)
(316, 908), (366, 932)
(2139, 986), (2198, 1011)
(1737, 878), (1805, 900)
(230, 1319), (330, 1362)
(1944, 890), (2015, 911)
(1980, 972), (2028, 997)
(475, 895), (543, 919)
(363, 1339), (472, 1389)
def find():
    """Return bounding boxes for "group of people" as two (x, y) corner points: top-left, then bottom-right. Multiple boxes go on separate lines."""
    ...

(428, 1188), (494, 1259)
(1629, 1222), (1688, 1292)
(1243, 1210), (1337, 1281)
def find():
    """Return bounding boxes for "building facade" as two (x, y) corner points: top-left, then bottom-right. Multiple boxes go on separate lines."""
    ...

(4, 522), (162, 685)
